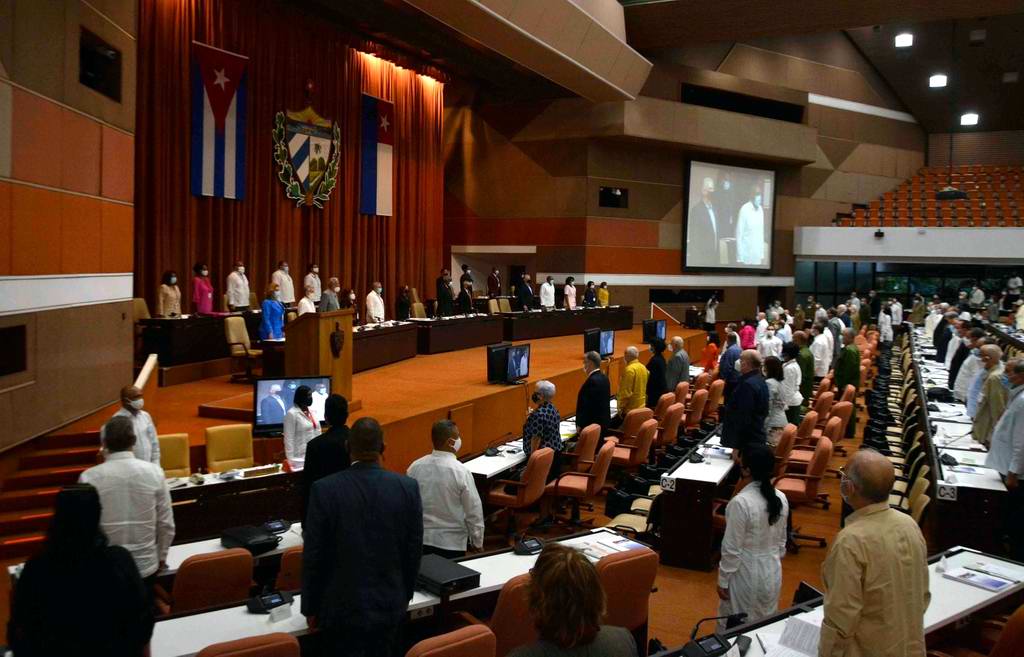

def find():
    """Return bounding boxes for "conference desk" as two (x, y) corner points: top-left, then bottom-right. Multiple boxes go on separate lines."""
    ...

(149, 527), (645, 657)
(408, 314), (505, 354)
(352, 321), (419, 372)
(140, 312), (262, 366)
(499, 305), (633, 341)
(652, 546), (1024, 656)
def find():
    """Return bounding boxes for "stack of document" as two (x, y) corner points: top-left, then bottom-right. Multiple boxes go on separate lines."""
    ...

(754, 609), (823, 656)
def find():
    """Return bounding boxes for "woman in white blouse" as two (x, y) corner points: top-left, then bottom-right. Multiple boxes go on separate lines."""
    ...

(762, 356), (788, 446)
(781, 342), (804, 424)
(563, 276), (577, 310)
(283, 385), (319, 471)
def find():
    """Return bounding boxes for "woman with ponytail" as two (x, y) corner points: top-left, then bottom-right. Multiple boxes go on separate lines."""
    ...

(716, 442), (789, 626)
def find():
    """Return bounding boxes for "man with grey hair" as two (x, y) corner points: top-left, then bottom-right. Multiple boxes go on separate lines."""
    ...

(721, 350), (768, 451)
(688, 176), (721, 266)
(665, 336), (691, 392)
(576, 351), (611, 434)
(611, 345), (648, 429)
(933, 311), (958, 363)
(971, 344), (1008, 447)
(522, 380), (562, 480)
(986, 358), (1024, 559)
(820, 449), (930, 657)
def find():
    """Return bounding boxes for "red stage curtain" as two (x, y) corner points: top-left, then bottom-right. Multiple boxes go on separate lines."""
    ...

(135, 0), (444, 312)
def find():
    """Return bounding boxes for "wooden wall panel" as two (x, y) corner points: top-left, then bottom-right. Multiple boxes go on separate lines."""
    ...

(60, 107), (102, 195)
(10, 88), (62, 188)
(60, 194), (102, 274)
(928, 131), (1024, 167)
(10, 185), (61, 275)
(0, 181), (10, 276)
(101, 125), (134, 202)
(100, 201), (133, 272)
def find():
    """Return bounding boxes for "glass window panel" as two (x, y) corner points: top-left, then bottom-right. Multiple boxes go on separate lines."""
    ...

(816, 263), (836, 293)
(909, 277), (941, 298)
(876, 275), (908, 295)
(795, 261), (816, 292)
(817, 294), (836, 308)
(855, 262), (874, 292)
(836, 262), (854, 294)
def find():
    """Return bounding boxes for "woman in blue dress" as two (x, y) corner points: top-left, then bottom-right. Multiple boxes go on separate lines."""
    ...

(259, 283), (285, 340)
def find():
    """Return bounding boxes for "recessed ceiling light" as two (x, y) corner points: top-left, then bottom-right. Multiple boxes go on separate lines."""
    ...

(894, 32), (913, 48)
(960, 112), (979, 126)
(929, 74), (948, 88)
(1004, 72), (1020, 83)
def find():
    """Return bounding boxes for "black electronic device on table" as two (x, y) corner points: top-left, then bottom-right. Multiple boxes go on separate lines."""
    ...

(246, 590), (293, 614)
(262, 519), (291, 534)
(416, 554), (481, 596)
(584, 328), (601, 355)
(514, 536), (543, 555)
(253, 375), (332, 437)
(642, 319), (666, 344)
(486, 342), (511, 384)
(681, 613), (749, 657)
(504, 344), (531, 384)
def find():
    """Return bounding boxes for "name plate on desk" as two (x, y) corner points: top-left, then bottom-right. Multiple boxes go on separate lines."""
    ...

(660, 476), (676, 492)
(244, 464), (283, 478)
(937, 483), (958, 501)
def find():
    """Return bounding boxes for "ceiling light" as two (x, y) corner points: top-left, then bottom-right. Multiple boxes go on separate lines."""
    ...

(894, 32), (913, 48)
(960, 112), (979, 126)
(1004, 72), (1020, 83)
(929, 74), (947, 88)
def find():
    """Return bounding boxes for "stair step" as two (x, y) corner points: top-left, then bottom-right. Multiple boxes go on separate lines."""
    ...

(20, 446), (100, 470)
(37, 431), (100, 450)
(0, 531), (46, 561)
(0, 508), (53, 535)
(0, 488), (61, 512)
(2, 466), (87, 492)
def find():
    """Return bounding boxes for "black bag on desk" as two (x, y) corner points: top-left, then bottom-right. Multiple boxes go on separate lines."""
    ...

(637, 463), (666, 483)
(927, 387), (955, 403)
(604, 488), (638, 518)
(621, 474), (651, 495)
(221, 525), (282, 556)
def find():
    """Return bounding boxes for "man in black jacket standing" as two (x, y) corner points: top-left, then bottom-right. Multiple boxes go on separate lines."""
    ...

(435, 268), (454, 317)
(299, 394), (350, 522)
(302, 417), (423, 657)
(721, 350), (769, 453)
(575, 351), (611, 434)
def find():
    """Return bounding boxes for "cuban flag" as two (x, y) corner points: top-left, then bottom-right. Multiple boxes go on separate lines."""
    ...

(190, 42), (248, 199)
(359, 94), (394, 216)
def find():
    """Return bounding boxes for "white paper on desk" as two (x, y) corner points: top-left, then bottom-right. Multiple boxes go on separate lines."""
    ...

(766, 613), (822, 657)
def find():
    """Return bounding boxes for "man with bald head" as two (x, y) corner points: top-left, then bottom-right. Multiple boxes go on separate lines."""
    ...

(721, 350), (768, 451)
(611, 346), (648, 429)
(971, 344), (1008, 447)
(819, 449), (930, 657)
(665, 336), (691, 392)
(986, 358), (1024, 559)
(103, 385), (160, 466)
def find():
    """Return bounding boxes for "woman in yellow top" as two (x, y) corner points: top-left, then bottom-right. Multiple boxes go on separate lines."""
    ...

(596, 281), (610, 307)
(156, 270), (181, 317)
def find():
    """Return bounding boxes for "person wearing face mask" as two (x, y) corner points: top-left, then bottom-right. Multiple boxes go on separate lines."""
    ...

(721, 350), (768, 451)
(517, 273), (536, 311)
(298, 285), (318, 316)
(985, 358), (1024, 560)
(953, 333), (986, 402)
(487, 267), (502, 298)
(259, 283), (286, 339)
(272, 260), (295, 305)
(192, 262), (214, 314)
(665, 336), (691, 392)
(459, 264), (474, 295)
(104, 385), (161, 466)
(365, 281), (385, 323)
(597, 281), (609, 307)
(582, 281), (598, 307)
(575, 351), (611, 435)
(226, 261), (250, 311)
(540, 275), (556, 309)
(644, 338), (669, 411)
(452, 280), (471, 314)
(396, 285), (412, 320)
(406, 420), (484, 559)
(156, 270), (181, 317)
(435, 268), (454, 317)
(563, 276), (577, 310)
(259, 383), (287, 425)
(304, 264), (322, 304)
(970, 344), (1008, 447)
(735, 184), (766, 266)
(688, 176), (721, 267)
(300, 394), (351, 522)
(284, 385), (320, 471)
(320, 277), (341, 312)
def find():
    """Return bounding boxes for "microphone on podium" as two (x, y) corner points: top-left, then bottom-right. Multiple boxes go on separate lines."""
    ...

(679, 612), (749, 657)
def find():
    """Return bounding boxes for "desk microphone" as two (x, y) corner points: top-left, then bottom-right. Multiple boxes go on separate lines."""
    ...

(484, 433), (514, 457)
(681, 613), (748, 657)
(690, 613), (748, 640)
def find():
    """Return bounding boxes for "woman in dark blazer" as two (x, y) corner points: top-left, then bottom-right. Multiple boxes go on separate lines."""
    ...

(645, 337), (669, 410)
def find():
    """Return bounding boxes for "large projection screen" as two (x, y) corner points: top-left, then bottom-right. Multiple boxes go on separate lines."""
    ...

(684, 161), (775, 271)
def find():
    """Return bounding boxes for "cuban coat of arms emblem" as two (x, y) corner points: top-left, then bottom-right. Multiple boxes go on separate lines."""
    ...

(272, 106), (341, 208)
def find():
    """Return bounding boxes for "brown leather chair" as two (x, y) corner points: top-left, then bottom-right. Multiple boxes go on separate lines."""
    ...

(486, 299), (500, 315)
(611, 419), (657, 469)
(683, 389), (708, 433)
(652, 392), (676, 421)
(224, 316), (262, 381)
(837, 383), (855, 405)
(656, 403), (684, 449)
(197, 633), (299, 657)
(773, 423), (798, 478)
(406, 625), (496, 657)
(702, 379), (725, 423)
(158, 433), (191, 477)
(205, 424), (255, 473)
(692, 372), (710, 391)
(811, 391), (835, 429)
(545, 440), (616, 523)
(157, 548), (254, 615)
(811, 401), (852, 442)
(925, 603), (1024, 657)
(497, 298), (513, 313)
(673, 381), (690, 405)
(607, 407), (653, 442)
(596, 547), (659, 645)
(794, 410), (819, 446)
(565, 424), (600, 472)
(458, 575), (533, 657)
(487, 447), (554, 535)
(275, 545), (302, 591)
(814, 376), (832, 400)
(788, 416), (841, 472)
(776, 436), (832, 511)
(411, 302), (427, 318)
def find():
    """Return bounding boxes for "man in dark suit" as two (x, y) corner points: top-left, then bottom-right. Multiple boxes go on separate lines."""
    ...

(300, 394), (350, 521)
(575, 351), (611, 434)
(435, 268), (454, 317)
(487, 267), (502, 297)
(721, 350), (769, 452)
(302, 417), (423, 657)
(687, 176), (722, 267)
(259, 384), (286, 424)
(517, 274), (536, 311)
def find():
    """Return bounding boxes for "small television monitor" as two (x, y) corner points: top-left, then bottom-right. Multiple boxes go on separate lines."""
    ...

(505, 344), (530, 383)
(599, 329), (615, 358)
(254, 375), (331, 435)
(642, 319), (666, 344)
(487, 343), (511, 384)
(583, 328), (600, 355)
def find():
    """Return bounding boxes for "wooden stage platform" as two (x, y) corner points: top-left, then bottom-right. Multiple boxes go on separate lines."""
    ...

(60, 326), (707, 473)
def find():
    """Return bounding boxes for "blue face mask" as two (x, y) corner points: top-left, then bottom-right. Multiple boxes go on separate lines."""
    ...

(971, 348), (980, 357)
(1001, 374), (1012, 390)
(754, 194), (762, 207)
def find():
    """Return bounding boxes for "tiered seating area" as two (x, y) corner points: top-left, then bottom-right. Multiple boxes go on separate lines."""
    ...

(839, 165), (1023, 227)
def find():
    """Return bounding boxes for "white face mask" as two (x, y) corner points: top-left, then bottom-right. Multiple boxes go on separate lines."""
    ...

(376, 287), (383, 295)
(169, 276), (177, 285)
(723, 181), (731, 190)
(312, 267), (319, 274)
(451, 437), (462, 452)
(128, 398), (144, 411)
(349, 293), (356, 300)
(237, 266), (245, 274)
(282, 266), (289, 273)
(201, 269), (209, 276)
(334, 287), (341, 293)
(754, 194), (762, 207)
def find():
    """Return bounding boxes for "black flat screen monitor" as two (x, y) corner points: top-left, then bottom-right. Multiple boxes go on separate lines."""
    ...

(583, 328), (600, 355)
(506, 344), (530, 382)
(487, 343), (511, 383)
(254, 375), (331, 435)
(599, 329), (615, 358)
(642, 319), (666, 344)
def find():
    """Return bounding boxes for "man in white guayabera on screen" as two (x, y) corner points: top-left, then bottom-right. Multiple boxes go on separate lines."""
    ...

(735, 184), (766, 265)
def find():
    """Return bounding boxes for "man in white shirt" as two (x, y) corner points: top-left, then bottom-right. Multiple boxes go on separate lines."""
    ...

(80, 415), (175, 582)
(891, 298), (903, 325)
(104, 385), (161, 466)
(406, 420), (484, 558)
(848, 293), (861, 314)
(304, 265), (322, 305)
(969, 285), (985, 308)
(735, 184), (766, 265)
(757, 329), (782, 360)
(1006, 274), (1021, 303)
(365, 282), (385, 323)
(810, 324), (832, 379)
(226, 261), (250, 311)
(272, 261), (295, 304)
(539, 276), (556, 309)
(814, 304), (828, 324)
(298, 285), (318, 316)
(954, 335), (986, 402)
(755, 312), (769, 343)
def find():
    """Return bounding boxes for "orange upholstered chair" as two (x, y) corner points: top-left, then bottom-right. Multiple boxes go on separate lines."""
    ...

(794, 411), (818, 446)
(608, 407), (654, 442)
(565, 423), (600, 472)
(773, 424), (797, 479)
(487, 447), (554, 535)
(157, 548), (254, 615)
(275, 545), (302, 591)
(702, 379), (725, 423)
(406, 625), (497, 657)
(674, 381), (690, 405)
(611, 419), (657, 469)
(683, 389), (708, 433)
(692, 372), (710, 391)
(837, 384), (855, 405)
(652, 392), (676, 421)
(812, 392), (835, 429)
(789, 416), (841, 472)
(656, 403), (684, 449)
(545, 440), (616, 523)
(596, 547), (659, 643)
(812, 401), (853, 441)
(458, 573), (534, 657)
(196, 633), (299, 657)
(814, 376), (832, 401)
(776, 436), (832, 511)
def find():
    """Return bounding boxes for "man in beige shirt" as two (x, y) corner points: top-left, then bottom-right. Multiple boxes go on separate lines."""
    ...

(819, 450), (930, 657)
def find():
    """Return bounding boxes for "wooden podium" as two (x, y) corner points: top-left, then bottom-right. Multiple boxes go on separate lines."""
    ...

(283, 309), (354, 401)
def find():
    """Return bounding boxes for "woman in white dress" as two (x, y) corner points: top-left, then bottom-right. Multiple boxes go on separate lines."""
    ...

(878, 305), (894, 344)
(717, 442), (789, 627)
(283, 385), (319, 471)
